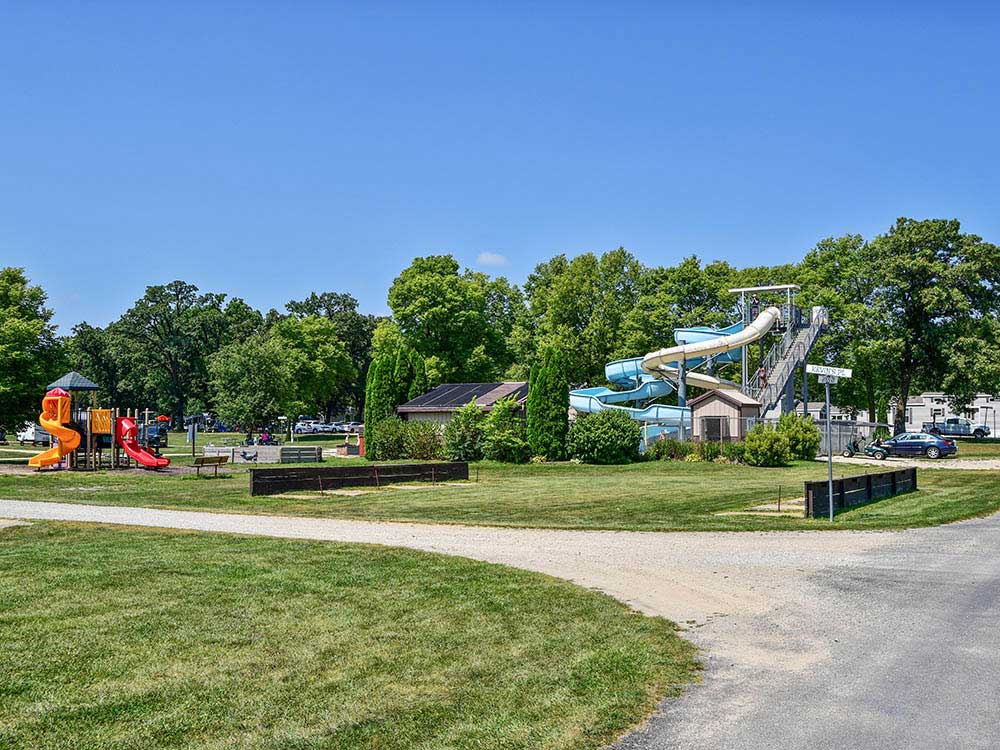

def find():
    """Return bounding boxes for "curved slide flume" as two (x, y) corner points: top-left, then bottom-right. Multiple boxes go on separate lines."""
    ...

(116, 416), (170, 469)
(28, 390), (81, 468)
(569, 307), (782, 440)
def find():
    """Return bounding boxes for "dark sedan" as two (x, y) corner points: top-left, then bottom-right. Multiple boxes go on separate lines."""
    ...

(871, 432), (958, 460)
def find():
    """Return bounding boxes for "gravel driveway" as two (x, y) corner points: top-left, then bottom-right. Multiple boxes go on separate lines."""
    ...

(1, 499), (997, 750)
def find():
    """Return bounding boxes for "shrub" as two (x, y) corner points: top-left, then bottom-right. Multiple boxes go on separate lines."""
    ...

(404, 420), (444, 460)
(776, 413), (822, 460)
(720, 441), (747, 464)
(443, 400), (485, 461)
(481, 396), (530, 463)
(365, 416), (407, 461)
(567, 410), (641, 464)
(684, 452), (702, 462)
(647, 437), (694, 461)
(697, 441), (722, 462)
(742, 423), (792, 467)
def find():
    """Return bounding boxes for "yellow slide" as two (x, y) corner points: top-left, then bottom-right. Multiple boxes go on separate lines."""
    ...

(28, 389), (81, 468)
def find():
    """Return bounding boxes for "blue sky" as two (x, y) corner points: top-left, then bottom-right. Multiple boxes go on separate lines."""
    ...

(3, 2), (999, 331)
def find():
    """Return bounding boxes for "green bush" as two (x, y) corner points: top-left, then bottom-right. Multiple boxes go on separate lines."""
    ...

(404, 420), (444, 460)
(481, 396), (530, 463)
(720, 441), (746, 464)
(776, 413), (822, 460)
(567, 410), (641, 465)
(443, 400), (485, 461)
(742, 423), (792, 467)
(647, 437), (694, 461)
(697, 441), (722, 462)
(365, 416), (407, 461)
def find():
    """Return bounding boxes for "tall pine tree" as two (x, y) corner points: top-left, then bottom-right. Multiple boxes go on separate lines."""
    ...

(527, 346), (569, 459)
(363, 355), (396, 426)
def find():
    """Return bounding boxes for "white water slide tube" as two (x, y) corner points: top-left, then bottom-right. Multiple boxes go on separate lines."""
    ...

(641, 306), (782, 390)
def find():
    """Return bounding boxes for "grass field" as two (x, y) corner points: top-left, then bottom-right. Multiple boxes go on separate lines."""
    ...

(3, 459), (999, 532)
(0, 522), (698, 750)
(950, 437), (1000, 458)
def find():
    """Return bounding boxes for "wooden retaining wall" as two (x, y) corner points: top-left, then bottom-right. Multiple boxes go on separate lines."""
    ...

(203, 445), (323, 464)
(249, 462), (469, 496)
(804, 467), (917, 518)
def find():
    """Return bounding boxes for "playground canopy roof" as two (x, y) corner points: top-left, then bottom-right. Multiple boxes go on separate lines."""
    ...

(47, 371), (100, 391)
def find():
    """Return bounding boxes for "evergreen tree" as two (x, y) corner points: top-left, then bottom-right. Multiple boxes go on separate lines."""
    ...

(527, 346), (569, 460)
(407, 349), (428, 400)
(363, 355), (396, 426)
(392, 346), (414, 406)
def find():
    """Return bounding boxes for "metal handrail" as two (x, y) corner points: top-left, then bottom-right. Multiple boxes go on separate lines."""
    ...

(744, 310), (826, 410)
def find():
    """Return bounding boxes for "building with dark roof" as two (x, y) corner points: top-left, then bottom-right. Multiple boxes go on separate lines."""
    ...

(397, 382), (529, 424)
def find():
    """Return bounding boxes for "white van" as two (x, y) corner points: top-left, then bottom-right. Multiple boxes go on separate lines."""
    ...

(17, 423), (51, 446)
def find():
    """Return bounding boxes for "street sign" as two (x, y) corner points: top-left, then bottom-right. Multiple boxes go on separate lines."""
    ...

(807, 364), (853, 379)
(807, 363), (853, 522)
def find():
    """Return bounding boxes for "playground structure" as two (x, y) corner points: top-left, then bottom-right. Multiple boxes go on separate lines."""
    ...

(570, 285), (828, 443)
(26, 372), (171, 471)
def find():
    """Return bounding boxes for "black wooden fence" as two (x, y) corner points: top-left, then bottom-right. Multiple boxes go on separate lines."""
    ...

(249, 462), (469, 496)
(804, 467), (917, 518)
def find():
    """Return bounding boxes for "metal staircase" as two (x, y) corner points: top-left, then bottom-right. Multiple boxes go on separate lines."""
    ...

(745, 307), (828, 416)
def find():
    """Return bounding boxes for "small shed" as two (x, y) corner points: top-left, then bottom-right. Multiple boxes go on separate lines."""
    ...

(689, 389), (761, 442)
(397, 382), (529, 424)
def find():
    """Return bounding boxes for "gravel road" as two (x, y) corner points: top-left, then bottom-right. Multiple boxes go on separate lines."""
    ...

(1, 500), (997, 749)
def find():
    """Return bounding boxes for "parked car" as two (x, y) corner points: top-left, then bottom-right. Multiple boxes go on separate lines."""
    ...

(17, 423), (51, 446)
(921, 417), (990, 440)
(294, 420), (319, 433)
(869, 432), (957, 460)
(342, 422), (363, 433)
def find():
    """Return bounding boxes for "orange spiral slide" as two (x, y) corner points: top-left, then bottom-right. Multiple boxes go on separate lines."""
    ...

(28, 389), (81, 468)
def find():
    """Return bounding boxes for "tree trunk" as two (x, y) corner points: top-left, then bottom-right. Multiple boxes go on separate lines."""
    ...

(895, 374), (911, 435)
(865, 374), (877, 423)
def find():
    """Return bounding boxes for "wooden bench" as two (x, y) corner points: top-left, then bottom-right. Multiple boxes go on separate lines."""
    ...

(194, 455), (229, 476)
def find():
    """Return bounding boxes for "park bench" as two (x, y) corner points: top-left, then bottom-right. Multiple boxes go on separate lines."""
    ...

(194, 455), (229, 476)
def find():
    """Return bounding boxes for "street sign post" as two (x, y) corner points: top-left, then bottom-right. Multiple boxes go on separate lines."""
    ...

(807, 365), (853, 522)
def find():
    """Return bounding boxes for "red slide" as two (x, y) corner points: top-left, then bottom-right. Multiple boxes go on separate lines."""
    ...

(115, 416), (170, 468)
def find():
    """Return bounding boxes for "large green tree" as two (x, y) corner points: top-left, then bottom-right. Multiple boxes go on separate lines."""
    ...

(107, 282), (262, 421)
(0, 268), (65, 433)
(269, 316), (355, 420)
(209, 334), (294, 436)
(285, 292), (379, 418)
(863, 218), (1000, 433)
(513, 248), (642, 385)
(387, 255), (523, 382)
(795, 234), (895, 421)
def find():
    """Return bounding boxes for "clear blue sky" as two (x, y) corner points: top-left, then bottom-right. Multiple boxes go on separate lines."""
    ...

(3, 2), (999, 332)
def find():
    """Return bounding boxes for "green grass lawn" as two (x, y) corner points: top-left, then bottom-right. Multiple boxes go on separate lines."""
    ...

(0, 522), (698, 750)
(3, 459), (999, 531)
(951, 437), (1000, 458)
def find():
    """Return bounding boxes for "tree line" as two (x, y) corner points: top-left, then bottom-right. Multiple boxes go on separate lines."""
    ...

(2, 217), (998, 436)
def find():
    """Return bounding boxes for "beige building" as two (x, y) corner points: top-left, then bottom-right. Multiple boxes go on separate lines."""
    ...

(688, 389), (761, 442)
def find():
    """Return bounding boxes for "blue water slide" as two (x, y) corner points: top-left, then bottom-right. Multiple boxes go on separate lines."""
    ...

(673, 321), (745, 369)
(569, 318), (746, 440)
